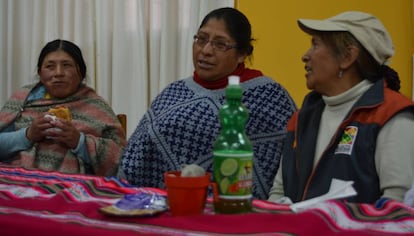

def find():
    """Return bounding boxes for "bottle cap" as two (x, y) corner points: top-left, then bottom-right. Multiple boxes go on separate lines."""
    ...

(228, 76), (240, 85)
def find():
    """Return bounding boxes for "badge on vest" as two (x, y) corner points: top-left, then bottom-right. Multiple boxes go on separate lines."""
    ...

(334, 126), (358, 155)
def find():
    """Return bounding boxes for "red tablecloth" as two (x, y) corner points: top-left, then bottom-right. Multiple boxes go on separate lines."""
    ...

(0, 165), (413, 236)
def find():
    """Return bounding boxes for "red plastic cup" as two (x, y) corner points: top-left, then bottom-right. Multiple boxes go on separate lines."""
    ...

(164, 171), (211, 216)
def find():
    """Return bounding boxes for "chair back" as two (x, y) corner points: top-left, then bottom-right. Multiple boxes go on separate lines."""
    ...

(117, 114), (127, 134)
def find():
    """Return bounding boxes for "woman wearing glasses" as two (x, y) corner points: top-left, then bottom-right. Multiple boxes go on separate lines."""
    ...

(120, 7), (296, 200)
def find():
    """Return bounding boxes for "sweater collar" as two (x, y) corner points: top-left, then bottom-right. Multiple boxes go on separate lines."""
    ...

(193, 63), (263, 90)
(322, 80), (373, 107)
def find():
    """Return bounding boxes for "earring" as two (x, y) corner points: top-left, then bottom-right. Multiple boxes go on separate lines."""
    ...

(338, 70), (343, 79)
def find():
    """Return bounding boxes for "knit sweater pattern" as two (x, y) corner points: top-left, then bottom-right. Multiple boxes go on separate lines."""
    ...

(121, 76), (296, 199)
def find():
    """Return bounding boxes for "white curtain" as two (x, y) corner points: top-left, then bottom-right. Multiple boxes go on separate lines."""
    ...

(0, 0), (234, 137)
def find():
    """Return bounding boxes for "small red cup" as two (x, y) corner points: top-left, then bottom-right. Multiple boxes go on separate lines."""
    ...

(164, 171), (211, 216)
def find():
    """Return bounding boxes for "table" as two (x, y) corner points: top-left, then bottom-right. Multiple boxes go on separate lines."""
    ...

(0, 165), (413, 236)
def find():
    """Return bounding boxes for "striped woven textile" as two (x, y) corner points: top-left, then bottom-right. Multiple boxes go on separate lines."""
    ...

(0, 165), (414, 236)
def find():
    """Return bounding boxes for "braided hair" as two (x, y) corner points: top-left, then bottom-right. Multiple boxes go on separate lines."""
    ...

(348, 34), (401, 92)
(356, 53), (401, 92)
(381, 65), (400, 92)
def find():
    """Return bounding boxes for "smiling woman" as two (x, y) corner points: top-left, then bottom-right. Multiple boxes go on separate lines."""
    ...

(0, 39), (127, 176)
(39, 51), (83, 99)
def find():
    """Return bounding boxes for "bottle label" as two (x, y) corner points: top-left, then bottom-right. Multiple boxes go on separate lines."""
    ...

(213, 151), (253, 199)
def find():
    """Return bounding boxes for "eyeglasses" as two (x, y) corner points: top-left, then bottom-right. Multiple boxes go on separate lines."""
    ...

(193, 35), (237, 52)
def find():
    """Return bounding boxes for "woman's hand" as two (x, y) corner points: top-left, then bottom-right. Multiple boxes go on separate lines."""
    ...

(47, 119), (80, 149)
(26, 115), (54, 142)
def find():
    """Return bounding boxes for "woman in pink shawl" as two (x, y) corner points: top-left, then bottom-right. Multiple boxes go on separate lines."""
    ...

(0, 39), (126, 176)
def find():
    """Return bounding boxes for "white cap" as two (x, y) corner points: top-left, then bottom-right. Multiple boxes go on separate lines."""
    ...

(298, 11), (394, 65)
(228, 75), (240, 85)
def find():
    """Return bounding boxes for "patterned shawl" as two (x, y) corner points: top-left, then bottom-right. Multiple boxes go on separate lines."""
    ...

(0, 83), (126, 176)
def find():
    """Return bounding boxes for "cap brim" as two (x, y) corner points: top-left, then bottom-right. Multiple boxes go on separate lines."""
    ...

(298, 19), (347, 34)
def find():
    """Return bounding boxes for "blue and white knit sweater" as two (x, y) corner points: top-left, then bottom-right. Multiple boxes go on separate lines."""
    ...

(121, 76), (296, 199)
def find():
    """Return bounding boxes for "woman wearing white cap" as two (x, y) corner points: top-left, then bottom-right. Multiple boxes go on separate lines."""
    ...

(268, 11), (414, 204)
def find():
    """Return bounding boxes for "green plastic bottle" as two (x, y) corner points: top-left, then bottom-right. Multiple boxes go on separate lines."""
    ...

(213, 75), (253, 214)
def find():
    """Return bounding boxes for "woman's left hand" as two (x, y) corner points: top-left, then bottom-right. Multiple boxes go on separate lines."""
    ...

(46, 119), (80, 149)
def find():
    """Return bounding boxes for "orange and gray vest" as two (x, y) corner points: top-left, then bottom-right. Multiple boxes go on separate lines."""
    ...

(282, 79), (414, 203)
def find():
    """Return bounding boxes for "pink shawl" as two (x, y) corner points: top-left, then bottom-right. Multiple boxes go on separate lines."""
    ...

(0, 83), (126, 176)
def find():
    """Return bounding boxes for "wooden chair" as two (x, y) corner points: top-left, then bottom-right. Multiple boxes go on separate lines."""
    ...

(117, 114), (127, 134)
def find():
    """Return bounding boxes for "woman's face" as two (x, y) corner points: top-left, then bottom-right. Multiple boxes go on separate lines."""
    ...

(38, 50), (82, 99)
(193, 18), (246, 82)
(302, 35), (341, 96)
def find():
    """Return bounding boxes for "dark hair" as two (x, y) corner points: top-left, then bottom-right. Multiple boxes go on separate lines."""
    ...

(37, 39), (87, 79)
(351, 42), (400, 91)
(198, 7), (254, 56)
(316, 31), (400, 92)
